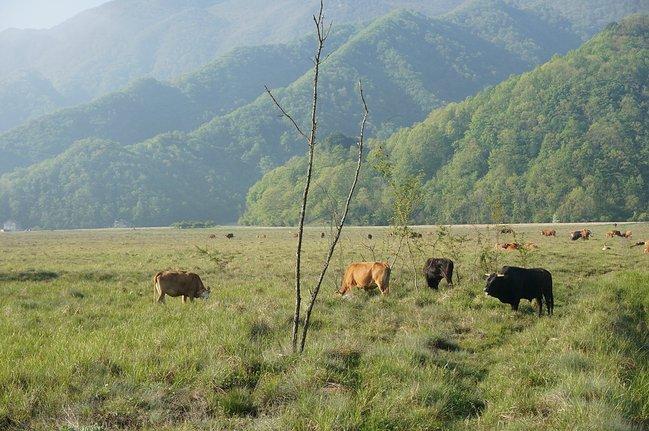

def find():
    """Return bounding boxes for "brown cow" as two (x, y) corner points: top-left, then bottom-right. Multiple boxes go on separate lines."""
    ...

(498, 242), (521, 251)
(623, 230), (633, 239)
(154, 271), (210, 304)
(541, 229), (556, 237)
(225, 233), (234, 239)
(606, 230), (623, 238)
(339, 262), (391, 296)
(581, 229), (592, 240)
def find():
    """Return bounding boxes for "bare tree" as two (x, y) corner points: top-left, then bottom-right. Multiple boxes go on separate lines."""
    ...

(299, 83), (368, 353)
(265, 0), (327, 353)
(266, 1), (369, 353)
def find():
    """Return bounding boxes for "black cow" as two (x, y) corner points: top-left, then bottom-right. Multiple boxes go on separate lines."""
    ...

(570, 231), (582, 241)
(484, 266), (554, 317)
(423, 258), (454, 290)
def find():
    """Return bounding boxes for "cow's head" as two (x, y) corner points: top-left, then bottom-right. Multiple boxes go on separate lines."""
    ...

(194, 277), (211, 300)
(199, 287), (211, 300)
(484, 272), (506, 298)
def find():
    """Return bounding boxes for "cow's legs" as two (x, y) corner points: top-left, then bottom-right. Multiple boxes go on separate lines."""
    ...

(377, 281), (388, 295)
(511, 299), (520, 311)
(182, 295), (188, 304)
(536, 296), (543, 317)
(156, 291), (165, 304)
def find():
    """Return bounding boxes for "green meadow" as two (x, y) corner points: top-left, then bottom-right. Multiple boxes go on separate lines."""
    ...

(0, 224), (647, 430)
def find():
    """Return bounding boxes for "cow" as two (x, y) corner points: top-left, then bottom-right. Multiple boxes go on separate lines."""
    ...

(500, 227), (514, 234)
(321, 232), (326, 238)
(367, 234), (373, 240)
(209, 234), (217, 239)
(154, 271), (210, 304)
(498, 242), (521, 251)
(541, 229), (556, 237)
(484, 266), (553, 317)
(338, 262), (391, 296)
(623, 230), (632, 239)
(570, 230), (582, 241)
(606, 230), (623, 238)
(524, 242), (539, 250)
(571, 229), (591, 241)
(423, 258), (454, 290)
(225, 233), (234, 239)
(410, 232), (423, 239)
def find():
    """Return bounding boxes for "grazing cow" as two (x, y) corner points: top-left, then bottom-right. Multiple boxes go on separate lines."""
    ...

(571, 229), (591, 241)
(257, 234), (267, 239)
(524, 242), (539, 250)
(339, 262), (391, 296)
(410, 232), (423, 239)
(292, 232), (299, 238)
(500, 227), (514, 234)
(498, 242), (521, 251)
(209, 234), (217, 239)
(541, 229), (556, 237)
(225, 233), (234, 239)
(606, 230), (623, 238)
(367, 234), (373, 240)
(623, 230), (632, 239)
(484, 266), (553, 317)
(154, 271), (210, 304)
(423, 258), (454, 289)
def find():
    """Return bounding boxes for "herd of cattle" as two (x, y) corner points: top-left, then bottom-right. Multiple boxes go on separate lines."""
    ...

(156, 226), (647, 317)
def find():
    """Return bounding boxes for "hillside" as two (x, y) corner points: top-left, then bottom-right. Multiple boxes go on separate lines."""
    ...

(1, 0), (646, 131)
(0, 10), (530, 228)
(0, 28), (355, 175)
(242, 15), (649, 225)
(0, 0), (466, 130)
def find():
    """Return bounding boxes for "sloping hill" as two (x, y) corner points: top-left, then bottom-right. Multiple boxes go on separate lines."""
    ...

(0, 10), (528, 228)
(0, 28), (355, 175)
(2, 0), (646, 131)
(0, 0), (465, 127)
(242, 15), (649, 225)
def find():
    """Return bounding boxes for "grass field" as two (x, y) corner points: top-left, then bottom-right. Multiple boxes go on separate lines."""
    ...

(0, 224), (647, 430)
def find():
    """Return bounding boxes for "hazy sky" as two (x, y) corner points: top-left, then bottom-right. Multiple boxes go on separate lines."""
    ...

(0, 0), (110, 31)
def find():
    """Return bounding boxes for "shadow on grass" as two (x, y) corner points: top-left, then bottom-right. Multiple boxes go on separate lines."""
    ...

(0, 270), (59, 282)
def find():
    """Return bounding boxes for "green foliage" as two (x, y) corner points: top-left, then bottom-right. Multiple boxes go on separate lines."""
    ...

(172, 220), (217, 229)
(245, 15), (649, 225)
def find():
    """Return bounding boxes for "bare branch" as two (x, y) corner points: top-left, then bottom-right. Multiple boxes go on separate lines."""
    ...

(265, 86), (308, 142)
(299, 80), (369, 353)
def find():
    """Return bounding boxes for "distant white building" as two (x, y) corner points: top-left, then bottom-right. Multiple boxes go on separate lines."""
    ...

(3, 220), (19, 231)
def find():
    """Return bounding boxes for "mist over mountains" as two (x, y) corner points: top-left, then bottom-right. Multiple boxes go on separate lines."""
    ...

(0, 0), (647, 228)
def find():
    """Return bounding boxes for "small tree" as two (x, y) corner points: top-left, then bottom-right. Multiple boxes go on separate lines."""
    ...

(266, 1), (369, 353)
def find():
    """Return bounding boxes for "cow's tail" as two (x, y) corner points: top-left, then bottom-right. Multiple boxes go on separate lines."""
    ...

(153, 271), (163, 297)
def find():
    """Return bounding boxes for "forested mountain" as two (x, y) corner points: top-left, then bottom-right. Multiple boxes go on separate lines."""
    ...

(242, 15), (649, 225)
(0, 71), (68, 132)
(0, 10), (530, 228)
(1, 5), (647, 228)
(1, 0), (646, 131)
(0, 28), (356, 175)
(0, 0), (465, 130)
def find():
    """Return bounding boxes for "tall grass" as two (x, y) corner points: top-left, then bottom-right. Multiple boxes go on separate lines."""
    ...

(0, 224), (647, 430)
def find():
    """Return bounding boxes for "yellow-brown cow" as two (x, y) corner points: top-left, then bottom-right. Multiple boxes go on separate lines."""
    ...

(339, 262), (391, 296)
(154, 271), (210, 303)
